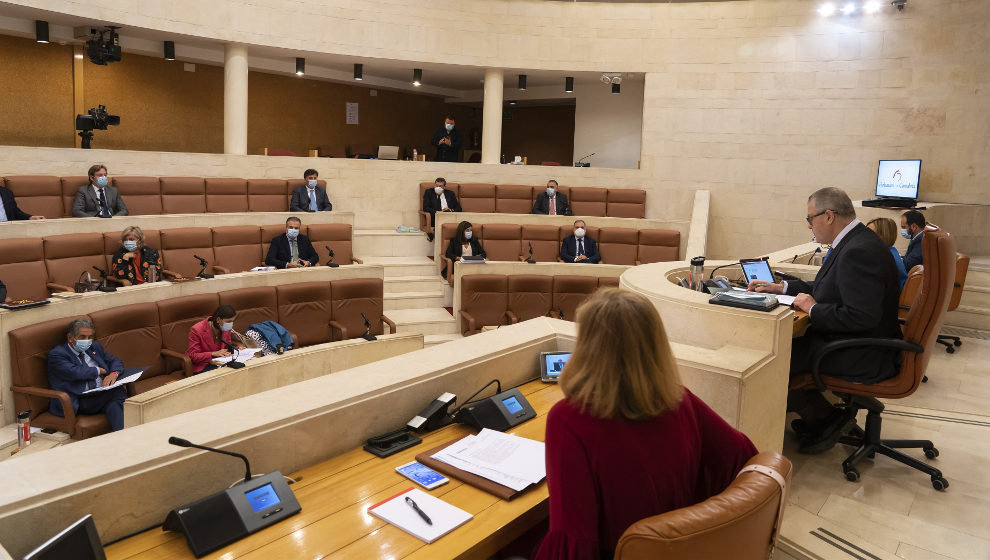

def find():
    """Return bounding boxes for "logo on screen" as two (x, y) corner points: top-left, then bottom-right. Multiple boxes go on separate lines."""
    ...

(891, 169), (902, 183)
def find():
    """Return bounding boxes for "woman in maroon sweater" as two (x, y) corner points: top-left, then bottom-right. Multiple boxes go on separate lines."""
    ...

(533, 289), (758, 560)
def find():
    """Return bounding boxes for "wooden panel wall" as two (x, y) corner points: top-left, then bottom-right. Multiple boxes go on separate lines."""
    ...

(0, 35), (75, 148)
(501, 104), (576, 166)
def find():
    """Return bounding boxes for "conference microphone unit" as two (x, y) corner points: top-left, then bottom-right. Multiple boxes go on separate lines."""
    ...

(574, 152), (595, 167)
(163, 436), (300, 558)
(526, 242), (536, 264)
(557, 307), (564, 320)
(360, 312), (377, 341)
(220, 340), (245, 369)
(193, 255), (214, 279)
(325, 247), (339, 268)
(92, 265), (117, 292)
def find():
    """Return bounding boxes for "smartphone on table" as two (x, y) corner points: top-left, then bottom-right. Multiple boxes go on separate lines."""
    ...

(395, 461), (449, 490)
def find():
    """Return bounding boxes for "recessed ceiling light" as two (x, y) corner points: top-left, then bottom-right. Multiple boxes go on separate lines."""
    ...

(818, 2), (836, 16)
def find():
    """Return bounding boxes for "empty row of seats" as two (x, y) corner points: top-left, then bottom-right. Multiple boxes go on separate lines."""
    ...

(460, 274), (619, 335)
(8, 279), (393, 439)
(418, 182), (647, 222)
(0, 224), (357, 301)
(0, 176), (324, 218)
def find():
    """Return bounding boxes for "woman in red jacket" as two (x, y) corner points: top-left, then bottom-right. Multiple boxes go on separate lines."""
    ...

(187, 305), (241, 374)
(533, 289), (758, 560)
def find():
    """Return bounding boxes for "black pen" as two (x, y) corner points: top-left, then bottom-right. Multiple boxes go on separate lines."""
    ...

(405, 496), (432, 525)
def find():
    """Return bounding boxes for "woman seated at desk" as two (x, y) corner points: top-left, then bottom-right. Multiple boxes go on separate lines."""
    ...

(533, 289), (757, 560)
(111, 226), (165, 285)
(866, 217), (908, 290)
(443, 220), (486, 279)
(187, 305), (247, 374)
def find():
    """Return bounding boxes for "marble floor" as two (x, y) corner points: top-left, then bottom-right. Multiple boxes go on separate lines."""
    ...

(780, 333), (990, 560)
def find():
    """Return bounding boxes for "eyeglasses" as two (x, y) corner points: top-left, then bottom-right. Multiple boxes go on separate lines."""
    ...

(806, 209), (832, 225)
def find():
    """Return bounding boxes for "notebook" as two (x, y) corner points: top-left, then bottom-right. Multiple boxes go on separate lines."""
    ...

(367, 487), (472, 543)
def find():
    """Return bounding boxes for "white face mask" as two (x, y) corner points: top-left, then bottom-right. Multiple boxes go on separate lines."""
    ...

(221, 321), (234, 332)
(546, 187), (555, 196)
(574, 228), (586, 238)
(445, 123), (454, 131)
(464, 231), (473, 240)
(900, 228), (912, 239)
(307, 179), (317, 188)
(434, 186), (444, 194)
(123, 240), (138, 252)
(286, 228), (300, 239)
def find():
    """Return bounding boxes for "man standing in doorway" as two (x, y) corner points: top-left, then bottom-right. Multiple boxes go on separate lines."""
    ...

(431, 115), (462, 162)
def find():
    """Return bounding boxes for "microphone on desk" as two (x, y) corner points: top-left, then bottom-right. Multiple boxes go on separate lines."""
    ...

(92, 266), (117, 292)
(221, 339), (245, 369)
(574, 152), (595, 167)
(790, 254), (799, 263)
(360, 312), (377, 341)
(707, 261), (742, 280)
(169, 436), (252, 483)
(807, 247), (821, 265)
(557, 307), (564, 320)
(193, 254), (214, 279)
(325, 247), (339, 268)
(526, 242), (536, 264)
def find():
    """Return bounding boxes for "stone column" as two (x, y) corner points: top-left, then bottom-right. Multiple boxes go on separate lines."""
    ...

(481, 68), (504, 164)
(224, 43), (249, 155)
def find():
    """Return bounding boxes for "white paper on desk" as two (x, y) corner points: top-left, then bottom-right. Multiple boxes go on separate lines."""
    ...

(367, 487), (472, 544)
(82, 370), (144, 394)
(443, 429), (545, 484)
(432, 436), (533, 491)
(212, 348), (260, 364)
(250, 266), (276, 271)
(775, 294), (796, 306)
(459, 258), (486, 264)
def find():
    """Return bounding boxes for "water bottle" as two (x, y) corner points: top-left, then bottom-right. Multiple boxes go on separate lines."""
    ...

(16, 410), (31, 448)
(148, 264), (158, 283)
(689, 256), (706, 291)
(412, 148), (418, 161)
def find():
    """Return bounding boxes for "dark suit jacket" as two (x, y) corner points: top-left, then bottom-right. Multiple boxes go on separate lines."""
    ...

(532, 192), (572, 216)
(431, 128), (463, 162)
(289, 185), (333, 212)
(902, 232), (923, 272)
(445, 237), (486, 262)
(787, 223), (901, 383)
(560, 235), (600, 263)
(0, 187), (32, 220)
(423, 189), (461, 216)
(0, 279), (6, 302)
(72, 185), (129, 217)
(265, 233), (320, 268)
(47, 341), (124, 417)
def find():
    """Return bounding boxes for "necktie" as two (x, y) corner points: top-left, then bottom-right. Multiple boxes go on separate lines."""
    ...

(290, 239), (299, 262)
(78, 352), (94, 390)
(98, 188), (110, 217)
(308, 190), (317, 212)
(0, 194), (7, 222)
(549, 197), (556, 215)
(823, 248), (832, 262)
(578, 239), (584, 257)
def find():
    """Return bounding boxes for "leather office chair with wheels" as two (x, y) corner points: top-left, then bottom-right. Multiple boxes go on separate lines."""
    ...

(790, 228), (956, 489)
(936, 253), (968, 353)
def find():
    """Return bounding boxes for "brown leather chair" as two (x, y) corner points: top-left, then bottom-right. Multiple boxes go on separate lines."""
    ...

(205, 178), (249, 213)
(418, 181), (460, 234)
(349, 144), (377, 158)
(897, 265), (923, 322)
(494, 185), (534, 214)
(557, 225), (600, 261)
(599, 277), (620, 288)
(480, 224), (521, 262)
(568, 187), (607, 217)
(218, 287), (280, 335)
(458, 183), (496, 213)
(277, 282), (333, 346)
(307, 224), (362, 265)
(3, 175), (65, 218)
(506, 275), (553, 324)
(551, 275), (598, 320)
(160, 177), (206, 214)
(329, 278), (394, 340)
(936, 253), (969, 353)
(43, 233), (118, 293)
(520, 224), (560, 263)
(615, 451), (791, 560)
(318, 145), (348, 158)
(606, 188), (646, 219)
(0, 238), (49, 301)
(261, 224), (290, 260)
(247, 179), (289, 212)
(598, 227), (639, 265)
(113, 177), (163, 215)
(157, 293), (218, 369)
(160, 227), (218, 279)
(101, 230), (163, 281)
(459, 275), (507, 335)
(90, 302), (188, 394)
(60, 176), (89, 217)
(789, 228), (956, 489)
(440, 222), (462, 286)
(9, 315), (111, 439)
(212, 226), (263, 274)
(638, 229), (681, 264)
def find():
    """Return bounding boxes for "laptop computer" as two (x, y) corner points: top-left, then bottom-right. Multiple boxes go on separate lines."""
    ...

(377, 145), (400, 160)
(539, 351), (571, 383)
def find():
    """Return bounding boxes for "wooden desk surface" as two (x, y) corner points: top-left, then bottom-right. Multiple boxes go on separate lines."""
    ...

(793, 310), (809, 336)
(105, 380), (562, 560)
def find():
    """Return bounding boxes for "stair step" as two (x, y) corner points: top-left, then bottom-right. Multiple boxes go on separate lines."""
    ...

(943, 305), (990, 331)
(387, 308), (458, 335)
(354, 229), (432, 258)
(384, 276), (445, 293)
(385, 292), (446, 310)
(359, 256), (437, 278)
(959, 286), (990, 309)
(425, 334), (463, 347)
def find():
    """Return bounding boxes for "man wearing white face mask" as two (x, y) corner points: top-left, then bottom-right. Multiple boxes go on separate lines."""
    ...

(72, 164), (128, 218)
(422, 177), (462, 241)
(560, 220), (600, 263)
(533, 180), (572, 216)
(900, 210), (926, 272)
(431, 116), (463, 162)
(265, 217), (320, 269)
(290, 169), (333, 213)
(47, 318), (128, 431)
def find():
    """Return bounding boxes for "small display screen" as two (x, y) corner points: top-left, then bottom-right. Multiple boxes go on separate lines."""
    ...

(740, 260), (774, 283)
(397, 462), (446, 486)
(543, 353), (571, 378)
(245, 483), (281, 513)
(502, 396), (524, 415)
(876, 159), (921, 199)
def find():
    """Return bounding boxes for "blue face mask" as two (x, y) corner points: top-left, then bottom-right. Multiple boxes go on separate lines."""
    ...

(307, 179), (317, 188)
(445, 123), (454, 131)
(221, 321), (234, 332)
(74, 339), (93, 351)
(900, 228), (912, 240)
(465, 231), (472, 240)
(546, 187), (555, 196)
(95, 176), (108, 188)
(123, 240), (138, 252)
(287, 228), (299, 239)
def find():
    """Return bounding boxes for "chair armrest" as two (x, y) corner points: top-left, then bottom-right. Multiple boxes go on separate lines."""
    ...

(161, 348), (193, 377)
(458, 310), (477, 336)
(290, 333), (299, 347)
(419, 210), (432, 234)
(505, 310), (519, 324)
(47, 282), (74, 293)
(444, 257), (454, 286)
(382, 315), (396, 334)
(635, 260), (642, 266)
(352, 257), (364, 264)
(810, 338), (925, 391)
(329, 320), (349, 340)
(11, 386), (76, 431)
(161, 269), (180, 280)
(213, 265), (228, 275)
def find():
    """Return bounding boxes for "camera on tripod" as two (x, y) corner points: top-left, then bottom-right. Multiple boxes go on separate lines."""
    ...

(75, 105), (120, 149)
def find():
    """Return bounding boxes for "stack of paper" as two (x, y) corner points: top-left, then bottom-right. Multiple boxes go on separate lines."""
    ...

(367, 487), (472, 543)
(213, 348), (260, 364)
(431, 429), (545, 491)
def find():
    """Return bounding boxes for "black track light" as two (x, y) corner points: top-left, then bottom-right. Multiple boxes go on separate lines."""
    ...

(413, 68), (422, 86)
(611, 82), (620, 94)
(295, 57), (305, 76)
(518, 74), (527, 90)
(354, 63), (363, 81)
(164, 41), (175, 61)
(35, 20), (49, 44)
(565, 77), (574, 93)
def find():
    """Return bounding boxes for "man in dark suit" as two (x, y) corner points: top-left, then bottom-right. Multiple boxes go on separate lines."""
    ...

(289, 168), (333, 213)
(72, 164), (129, 217)
(560, 220), (600, 263)
(265, 216), (319, 268)
(0, 186), (44, 221)
(900, 210), (926, 272)
(431, 115), (462, 162)
(750, 187), (901, 453)
(533, 180), (572, 216)
(47, 317), (128, 431)
(0, 279), (6, 302)
(422, 177), (461, 241)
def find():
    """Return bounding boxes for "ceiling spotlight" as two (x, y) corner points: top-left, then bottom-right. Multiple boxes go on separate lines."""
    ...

(354, 63), (363, 81)
(891, 0), (906, 10)
(611, 83), (620, 95)
(35, 20), (49, 43)
(612, 76), (622, 86)
(163, 40), (175, 61)
(565, 76), (574, 93)
(817, 2), (836, 16)
(841, 2), (856, 14)
(295, 57), (305, 76)
(518, 74), (527, 90)
(413, 68), (422, 86)
(508, 100), (517, 105)
(864, 0), (882, 12)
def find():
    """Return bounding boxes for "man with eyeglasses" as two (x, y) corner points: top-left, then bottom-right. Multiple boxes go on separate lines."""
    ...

(748, 187), (900, 454)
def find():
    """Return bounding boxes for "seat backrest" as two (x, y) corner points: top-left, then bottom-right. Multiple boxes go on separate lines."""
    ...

(480, 224), (522, 261)
(521, 224), (561, 263)
(3, 176), (64, 218)
(949, 253), (969, 311)
(458, 183), (496, 213)
(606, 188), (646, 218)
(247, 179), (289, 212)
(598, 277), (620, 288)
(615, 451), (791, 560)
(261, 224), (289, 259)
(205, 178), (249, 213)
(277, 282), (332, 346)
(8, 316), (84, 424)
(0, 238), (49, 300)
(551, 275), (598, 321)
(597, 227), (640, 265)
(60, 176), (89, 217)
(90, 302), (166, 381)
(113, 176), (163, 215)
(157, 293), (220, 355)
(218, 287), (279, 334)
(638, 229), (681, 264)
(159, 227), (215, 279)
(160, 177), (206, 214)
(420, 182), (460, 205)
(898, 265), (923, 321)
(494, 185), (534, 214)
(43, 233), (108, 291)
(212, 226), (263, 273)
(460, 274), (508, 334)
(568, 187), (607, 216)
(102, 229), (162, 254)
(507, 275), (553, 322)
(307, 224), (354, 265)
(330, 278), (385, 339)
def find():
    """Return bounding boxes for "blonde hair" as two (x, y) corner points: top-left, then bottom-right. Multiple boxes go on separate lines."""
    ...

(866, 217), (897, 247)
(560, 288), (683, 420)
(120, 226), (145, 245)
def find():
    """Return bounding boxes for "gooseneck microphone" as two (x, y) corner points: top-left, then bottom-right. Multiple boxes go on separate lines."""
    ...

(193, 255), (214, 279)
(221, 339), (245, 369)
(708, 261), (742, 280)
(326, 247), (339, 268)
(558, 307), (565, 320)
(526, 242), (536, 264)
(808, 247), (822, 265)
(92, 266), (117, 292)
(168, 436), (252, 483)
(790, 254), (799, 263)
(360, 312), (377, 341)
